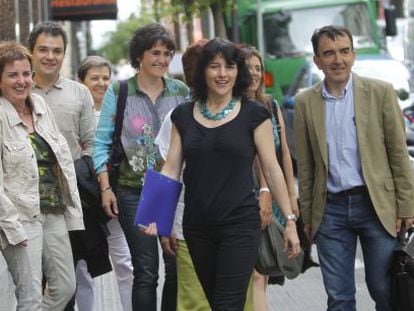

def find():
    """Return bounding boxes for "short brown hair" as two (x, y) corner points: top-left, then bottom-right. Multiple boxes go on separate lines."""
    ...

(129, 23), (175, 70)
(0, 41), (32, 79)
(28, 21), (67, 53)
(77, 55), (112, 82)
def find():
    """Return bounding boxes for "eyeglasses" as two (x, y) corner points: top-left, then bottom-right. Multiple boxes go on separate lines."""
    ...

(147, 50), (175, 58)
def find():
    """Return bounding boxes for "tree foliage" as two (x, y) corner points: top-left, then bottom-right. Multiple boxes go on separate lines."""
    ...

(99, 14), (154, 64)
(98, 0), (235, 63)
(168, 0), (233, 42)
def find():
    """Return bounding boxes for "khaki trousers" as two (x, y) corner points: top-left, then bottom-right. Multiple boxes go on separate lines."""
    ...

(1, 220), (42, 311)
(40, 213), (76, 310)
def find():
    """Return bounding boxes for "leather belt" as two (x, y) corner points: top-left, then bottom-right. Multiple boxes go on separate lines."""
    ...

(327, 186), (368, 198)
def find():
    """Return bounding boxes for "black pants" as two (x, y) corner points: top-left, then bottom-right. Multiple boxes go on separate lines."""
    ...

(184, 222), (261, 311)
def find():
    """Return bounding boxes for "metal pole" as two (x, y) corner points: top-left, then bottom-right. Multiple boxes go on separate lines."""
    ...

(257, 0), (264, 55)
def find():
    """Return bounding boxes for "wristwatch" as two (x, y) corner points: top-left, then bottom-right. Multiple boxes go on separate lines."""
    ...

(286, 214), (297, 222)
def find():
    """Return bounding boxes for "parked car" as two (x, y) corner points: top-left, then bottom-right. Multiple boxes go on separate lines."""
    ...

(282, 55), (413, 161)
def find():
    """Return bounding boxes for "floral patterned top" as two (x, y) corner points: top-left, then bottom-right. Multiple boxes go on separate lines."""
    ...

(29, 131), (64, 213)
(93, 76), (189, 191)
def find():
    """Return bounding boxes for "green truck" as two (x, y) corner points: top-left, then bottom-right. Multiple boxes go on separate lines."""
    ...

(233, 0), (396, 102)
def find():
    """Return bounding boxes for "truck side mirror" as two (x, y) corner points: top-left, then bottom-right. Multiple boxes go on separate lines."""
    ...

(396, 88), (409, 101)
(384, 6), (397, 36)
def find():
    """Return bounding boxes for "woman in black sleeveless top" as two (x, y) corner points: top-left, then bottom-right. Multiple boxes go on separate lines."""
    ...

(157, 38), (300, 310)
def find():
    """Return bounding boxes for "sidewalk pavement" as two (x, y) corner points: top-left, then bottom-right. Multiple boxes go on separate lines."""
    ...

(267, 245), (375, 310)
(92, 244), (376, 311)
(2, 243), (376, 311)
(0, 255), (16, 311)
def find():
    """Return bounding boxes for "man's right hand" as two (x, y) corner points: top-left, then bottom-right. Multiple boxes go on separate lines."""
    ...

(102, 189), (118, 218)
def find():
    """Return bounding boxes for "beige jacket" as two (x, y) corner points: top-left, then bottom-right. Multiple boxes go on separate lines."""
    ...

(0, 94), (84, 249)
(294, 73), (414, 238)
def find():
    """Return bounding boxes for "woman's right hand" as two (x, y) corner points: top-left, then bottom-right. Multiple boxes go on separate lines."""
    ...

(102, 189), (118, 218)
(160, 236), (178, 257)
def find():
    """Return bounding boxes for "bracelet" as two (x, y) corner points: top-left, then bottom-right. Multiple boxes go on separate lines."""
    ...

(259, 187), (270, 193)
(101, 186), (112, 193)
(286, 214), (298, 222)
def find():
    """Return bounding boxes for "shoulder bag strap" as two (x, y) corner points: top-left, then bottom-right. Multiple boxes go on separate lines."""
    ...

(113, 80), (128, 143)
(269, 97), (283, 168)
(108, 80), (128, 190)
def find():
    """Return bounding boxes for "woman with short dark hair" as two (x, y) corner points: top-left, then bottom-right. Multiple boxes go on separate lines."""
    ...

(93, 23), (189, 311)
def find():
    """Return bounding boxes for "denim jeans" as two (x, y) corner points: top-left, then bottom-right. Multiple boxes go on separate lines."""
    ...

(117, 190), (177, 311)
(315, 193), (397, 311)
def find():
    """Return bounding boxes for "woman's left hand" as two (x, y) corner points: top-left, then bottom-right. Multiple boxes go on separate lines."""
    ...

(283, 221), (301, 259)
(259, 191), (272, 229)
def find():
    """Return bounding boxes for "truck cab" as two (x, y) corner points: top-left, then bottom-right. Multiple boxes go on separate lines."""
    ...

(236, 0), (386, 102)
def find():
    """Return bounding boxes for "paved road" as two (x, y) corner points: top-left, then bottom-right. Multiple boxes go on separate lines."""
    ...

(92, 244), (375, 311)
(1, 242), (376, 311)
(267, 245), (375, 311)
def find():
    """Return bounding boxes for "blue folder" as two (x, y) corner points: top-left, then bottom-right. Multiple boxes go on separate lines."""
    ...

(134, 168), (182, 236)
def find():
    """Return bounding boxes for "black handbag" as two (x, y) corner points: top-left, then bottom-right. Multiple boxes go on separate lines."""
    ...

(391, 228), (414, 311)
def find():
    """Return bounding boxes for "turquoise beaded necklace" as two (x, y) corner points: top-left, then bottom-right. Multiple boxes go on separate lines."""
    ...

(198, 97), (237, 121)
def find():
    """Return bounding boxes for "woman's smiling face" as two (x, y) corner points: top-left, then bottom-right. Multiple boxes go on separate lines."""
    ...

(205, 54), (238, 99)
(0, 59), (33, 106)
(246, 55), (263, 95)
(82, 65), (111, 105)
